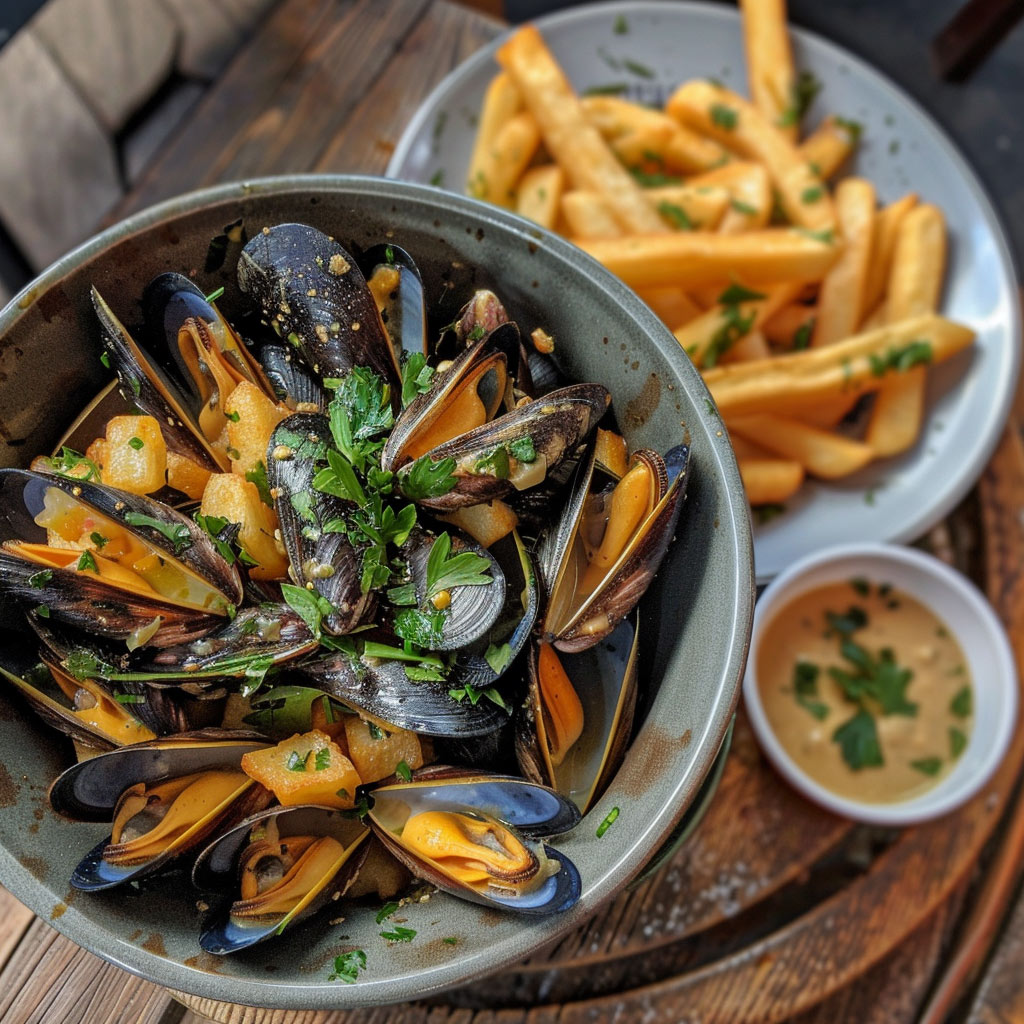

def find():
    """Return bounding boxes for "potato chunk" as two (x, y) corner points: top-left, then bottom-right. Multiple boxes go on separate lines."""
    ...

(167, 452), (212, 500)
(343, 716), (424, 784)
(200, 473), (287, 581)
(241, 730), (361, 809)
(97, 416), (167, 494)
(225, 381), (287, 478)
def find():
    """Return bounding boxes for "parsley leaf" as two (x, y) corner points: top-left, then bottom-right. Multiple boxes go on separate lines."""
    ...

(717, 283), (767, 306)
(393, 607), (446, 648)
(328, 949), (366, 984)
(315, 747), (331, 771)
(28, 569), (53, 589)
(245, 460), (274, 506)
(42, 446), (101, 482)
(395, 759), (412, 782)
(400, 455), (458, 500)
(596, 806), (620, 837)
(950, 685), (972, 718)
(76, 549), (98, 573)
(375, 902), (399, 924)
(127, 436), (145, 451)
(777, 70), (822, 127)
(280, 582), (335, 640)
(911, 757), (942, 776)
(425, 533), (492, 600)
(950, 726), (967, 758)
(657, 201), (695, 230)
(833, 709), (883, 770)
(710, 103), (738, 130)
(380, 925), (416, 943)
(485, 641), (513, 676)
(122, 512), (192, 555)
(286, 749), (310, 772)
(792, 661), (828, 720)
(400, 352), (435, 407)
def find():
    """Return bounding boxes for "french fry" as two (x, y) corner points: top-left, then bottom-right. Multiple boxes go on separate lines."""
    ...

(739, 0), (798, 140)
(790, 394), (861, 428)
(467, 111), (540, 208)
(866, 204), (947, 456)
(674, 282), (801, 366)
(861, 193), (918, 318)
(688, 161), (772, 233)
(666, 80), (836, 232)
(563, 184), (728, 232)
(581, 94), (729, 172)
(704, 313), (973, 417)
(638, 287), (702, 329)
(496, 27), (666, 233)
(608, 123), (678, 169)
(739, 457), (805, 503)
(466, 72), (522, 197)
(722, 328), (771, 363)
(762, 302), (816, 347)
(515, 164), (564, 229)
(811, 177), (875, 346)
(798, 115), (861, 179)
(575, 228), (841, 289)
(730, 434), (776, 460)
(860, 301), (888, 331)
(729, 414), (874, 478)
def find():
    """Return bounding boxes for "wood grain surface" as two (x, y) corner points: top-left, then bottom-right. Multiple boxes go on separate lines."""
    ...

(2, 1), (1024, 1022)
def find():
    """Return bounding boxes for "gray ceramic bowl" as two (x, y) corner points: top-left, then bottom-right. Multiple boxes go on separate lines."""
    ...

(0, 175), (752, 1009)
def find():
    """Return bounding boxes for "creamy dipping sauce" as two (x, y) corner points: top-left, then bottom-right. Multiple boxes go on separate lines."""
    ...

(757, 578), (973, 804)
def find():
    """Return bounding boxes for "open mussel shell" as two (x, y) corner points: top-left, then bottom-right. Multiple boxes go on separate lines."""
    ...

(237, 223), (401, 395)
(540, 443), (690, 653)
(0, 469), (242, 647)
(362, 244), (427, 361)
(382, 324), (519, 475)
(92, 286), (227, 472)
(49, 730), (271, 821)
(260, 341), (330, 412)
(0, 661), (155, 752)
(266, 413), (373, 634)
(395, 382), (610, 512)
(444, 529), (539, 691)
(193, 805), (370, 954)
(516, 611), (639, 814)
(403, 528), (505, 651)
(301, 651), (508, 738)
(368, 769), (580, 914)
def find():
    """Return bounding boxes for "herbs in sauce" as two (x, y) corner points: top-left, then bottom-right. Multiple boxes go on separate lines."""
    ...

(758, 579), (972, 803)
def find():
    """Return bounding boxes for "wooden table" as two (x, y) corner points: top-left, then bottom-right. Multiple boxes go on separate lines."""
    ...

(3, 1), (1024, 1021)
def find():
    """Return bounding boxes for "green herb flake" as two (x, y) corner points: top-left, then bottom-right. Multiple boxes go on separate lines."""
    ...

(776, 70), (822, 127)
(613, 13), (628, 33)
(314, 747), (331, 771)
(400, 352), (435, 407)
(792, 660), (828, 720)
(950, 685), (972, 718)
(380, 925), (416, 943)
(717, 283), (767, 306)
(910, 757), (942, 776)
(204, 286), (225, 303)
(395, 759), (412, 782)
(443, 936), (459, 945)
(28, 569), (53, 589)
(657, 200), (695, 230)
(286, 749), (310, 772)
(710, 103), (738, 130)
(245, 460), (274, 507)
(100, 351), (111, 369)
(801, 186), (824, 204)
(425, 532), (493, 600)
(328, 949), (366, 984)
(833, 709), (883, 770)
(113, 693), (146, 704)
(122, 512), (192, 555)
(375, 902), (399, 924)
(76, 550), (99, 573)
(729, 198), (758, 216)
(281, 582), (335, 640)
(90, 531), (108, 549)
(127, 436), (145, 451)
(226, 409), (241, 423)
(754, 503), (786, 525)
(484, 641), (513, 676)
(401, 455), (458, 500)
(508, 436), (536, 463)
(849, 577), (871, 597)
(429, 169), (445, 187)
(596, 806), (620, 837)
(792, 321), (814, 350)
(950, 726), (968, 759)
(867, 339), (933, 377)
(34, 605), (50, 618)
(623, 58), (654, 79)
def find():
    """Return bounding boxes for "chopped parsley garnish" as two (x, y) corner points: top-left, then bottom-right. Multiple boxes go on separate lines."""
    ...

(614, 13), (628, 33)
(127, 436), (145, 450)
(950, 685), (972, 718)
(425, 532), (492, 601)
(777, 70), (822, 127)
(314, 747), (331, 771)
(832, 709), (882, 771)
(508, 436), (537, 463)
(100, 351), (111, 369)
(801, 186), (824, 204)
(717, 283), (766, 306)
(400, 352), (435, 407)
(849, 577), (871, 597)
(754, 503), (786, 525)
(395, 759), (412, 782)
(34, 605), (50, 618)
(627, 167), (683, 188)
(658, 201), (695, 230)
(792, 321), (813, 350)
(245, 460), (273, 506)
(28, 569), (53, 589)
(484, 641), (513, 676)
(448, 680), (509, 710)
(113, 693), (146, 704)
(43, 446), (101, 482)
(429, 169), (444, 187)
(792, 661), (828, 720)
(797, 227), (836, 244)
(380, 925), (416, 943)
(950, 726), (967, 758)
(584, 82), (630, 97)
(286, 749), (311, 772)
(867, 340), (932, 376)
(400, 455), (458, 500)
(729, 198), (757, 216)
(90, 532), (108, 549)
(443, 936), (459, 945)
(834, 116), (863, 144)
(367, 721), (385, 742)
(280, 582), (336, 640)
(910, 757), (942, 776)
(375, 902), (399, 924)
(701, 284), (765, 367)
(623, 58), (654, 79)
(226, 409), (241, 423)
(710, 103), (738, 130)
(122, 512), (192, 554)
(596, 806), (620, 837)
(328, 949), (366, 984)
(76, 550), (98, 573)
(204, 286), (225, 303)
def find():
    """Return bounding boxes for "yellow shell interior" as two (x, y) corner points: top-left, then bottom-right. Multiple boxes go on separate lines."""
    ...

(7, 486), (228, 613)
(105, 769), (251, 867)
(536, 643), (584, 768)
(232, 834), (347, 918)
(50, 665), (156, 744)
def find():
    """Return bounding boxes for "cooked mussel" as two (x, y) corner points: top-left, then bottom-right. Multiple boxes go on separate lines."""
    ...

(193, 805), (370, 953)
(539, 443), (689, 652)
(367, 768), (580, 914)
(0, 661), (155, 752)
(260, 341), (330, 412)
(237, 224), (401, 395)
(516, 611), (639, 813)
(49, 732), (274, 889)
(363, 243), (427, 361)
(0, 469), (242, 647)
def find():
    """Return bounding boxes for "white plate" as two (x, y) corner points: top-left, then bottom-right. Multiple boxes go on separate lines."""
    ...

(387, 0), (1021, 583)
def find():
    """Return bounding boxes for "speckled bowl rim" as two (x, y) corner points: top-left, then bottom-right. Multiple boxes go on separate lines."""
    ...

(0, 174), (753, 1009)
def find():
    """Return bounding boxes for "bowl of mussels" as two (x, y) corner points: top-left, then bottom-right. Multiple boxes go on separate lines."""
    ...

(0, 175), (752, 1008)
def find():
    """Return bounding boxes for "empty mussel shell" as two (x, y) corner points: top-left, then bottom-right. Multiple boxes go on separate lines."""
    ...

(367, 769), (580, 914)
(362, 243), (427, 362)
(516, 610), (640, 813)
(193, 804), (370, 953)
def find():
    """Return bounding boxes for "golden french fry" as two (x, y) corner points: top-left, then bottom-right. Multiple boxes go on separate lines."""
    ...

(561, 190), (621, 238)
(608, 123), (678, 169)
(688, 161), (772, 233)
(738, 457), (805, 503)
(861, 193), (917, 319)
(515, 164), (564, 229)
(762, 302), (816, 347)
(466, 72), (522, 197)
(730, 434), (776, 460)
(496, 27), (666, 233)
(739, 0), (798, 140)
(729, 414), (874, 478)
(704, 313), (973, 417)
(860, 301), (888, 331)
(666, 80), (836, 232)
(581, 94), (729, 172)
(468, 112), (540, 208)
(722, 329), (771, 363)
(789, 394), (860, 428)
(811, 177), (876, 346)
(866, 203), (947, 456)
(798, 115), (861, 180)
(575, 228), (840, 289)
(564, 185), (728, 232)
(674, 282), (801, 367)
(638, 287), (702, 329)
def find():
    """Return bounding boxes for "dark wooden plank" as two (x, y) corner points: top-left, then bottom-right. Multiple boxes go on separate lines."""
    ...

(112, 0), (341, 219)
(0, 888), (35, 971)
(968, 882), (1024, 1023)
